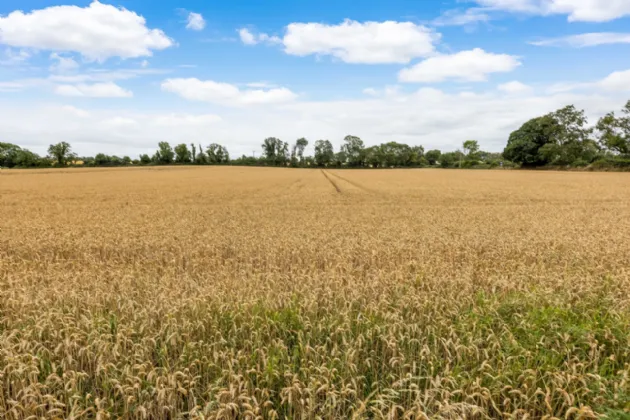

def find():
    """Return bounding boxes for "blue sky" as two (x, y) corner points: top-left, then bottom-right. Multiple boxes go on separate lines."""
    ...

(1, 0), (630, 157)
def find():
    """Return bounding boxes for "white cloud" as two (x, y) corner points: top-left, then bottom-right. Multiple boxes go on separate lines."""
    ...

(241, 20), (439, 64)
(161, 78), (297, 106)
(399, 48), (521, 83)
(61, 105), (90, 118)
(154, 114), (222, 126)
(531, 32), (630, 47)
(362, 86), (400, 97)
(475, 0), (541, 13)
(246, 82), (277, 88)
(543, 69), (630, 94)
(238, 28), (257, 45)
(0, 1), (173, 62)
(281, 20), (439, 64)
(432, 8), (491, 26)
(54, 82), (133, 98)
(238, 28), (282, 46)
(475, 0), (630, 22)
(0, 48), (31, 66)
(2, 82), (626, 159)
(598, 70), (630, 92)
(0, 82), (24, 92)
(48, 68), (167, 83)
(498, 81), (532, 94)
(186, 12), (206, 31)
(102, 117), (138, 127)
(49, 53), (80, 73)
(141, 60), (150, 68)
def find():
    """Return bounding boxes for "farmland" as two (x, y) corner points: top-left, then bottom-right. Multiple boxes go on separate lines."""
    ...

(1, 166), (629, 419)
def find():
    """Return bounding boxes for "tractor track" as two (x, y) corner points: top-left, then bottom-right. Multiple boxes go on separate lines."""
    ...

(320, 170), (342, 193)
(326, 170), (373, 193)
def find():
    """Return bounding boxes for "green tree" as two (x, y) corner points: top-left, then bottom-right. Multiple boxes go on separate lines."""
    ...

(139, 154), (151, 164)
(410, 146), (425, 166)
(333, 150), (347, 167)
(463, 140), (480, 161)
(174, 143), (191, 163)
(425, 149), (441, 166)
(262, 137), (279, 162)
(191, 143), (197, 162)
(503, 115), (561, 167)
(154, 142), (174, 164)
(1, 142), (22, 167)
(295, 138), (309, 163)
(261, 137), (288, 166)
(341, 135), (365, 167)
(545, 105), (598, 165)
(596, 100), (630, 155)
(13, 149), (41, 167)
(207, 143), (229, 164)
(314, 140), (334, 167)
(94, 153), (111, 166)
(364, 145), (381, 168)
(48, 141), (73, 166)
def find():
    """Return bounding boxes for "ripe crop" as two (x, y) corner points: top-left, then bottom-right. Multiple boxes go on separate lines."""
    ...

(1, 167), (629, 419)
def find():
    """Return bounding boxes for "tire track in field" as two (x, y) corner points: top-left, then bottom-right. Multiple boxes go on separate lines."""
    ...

(326, 170), (374, 194)
(320, 170), (342, 193)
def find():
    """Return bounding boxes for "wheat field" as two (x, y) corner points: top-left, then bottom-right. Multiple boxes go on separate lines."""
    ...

(1, 167), (629, 419)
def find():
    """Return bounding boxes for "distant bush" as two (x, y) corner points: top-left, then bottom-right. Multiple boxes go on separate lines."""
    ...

(589, 157), (630, 170)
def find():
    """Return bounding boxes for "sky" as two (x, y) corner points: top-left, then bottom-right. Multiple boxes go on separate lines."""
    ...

(1, 0), (630, 158)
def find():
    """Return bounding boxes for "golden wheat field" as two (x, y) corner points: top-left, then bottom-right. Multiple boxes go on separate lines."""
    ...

(1, 166), (629, 419)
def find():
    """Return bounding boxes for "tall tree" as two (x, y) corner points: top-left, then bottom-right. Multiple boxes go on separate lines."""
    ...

(341, 135), (365, 167)
(191, 143), (197, 162)
(207, 143), (229, 164)
(503, 115), (561, 167)
(596, 100), (630, 155)
(262, 137), (279, 161)
(154, 142), (174, 164)
(314, 140), (334, 167)
(543, 105), (598, 165)
(295, 138), (309, 163)
(425, 149), (441, 166)
(48, 141), (73, 166)
(174, 143), (191, 163)
(261, 137), (288, 166)
(463, 140), (480, 160)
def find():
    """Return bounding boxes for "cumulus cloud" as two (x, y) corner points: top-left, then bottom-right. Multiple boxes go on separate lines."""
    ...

(161, 78), (297, 106)
(475, 0), (630, 22)
(186, 12), (206, 31)
(240, 20), (439, 64)
(54, 82), (133, 98)
(399, 48), (521, 83)
(283, 20), (438, 64)
(531, 32), (630, 47)
(0, 1), (173, 62)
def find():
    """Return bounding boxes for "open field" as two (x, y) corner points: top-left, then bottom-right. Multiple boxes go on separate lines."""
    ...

(1, 167), (629, 419)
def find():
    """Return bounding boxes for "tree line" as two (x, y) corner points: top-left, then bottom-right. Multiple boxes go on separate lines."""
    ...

(2, 100), (629, 170)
